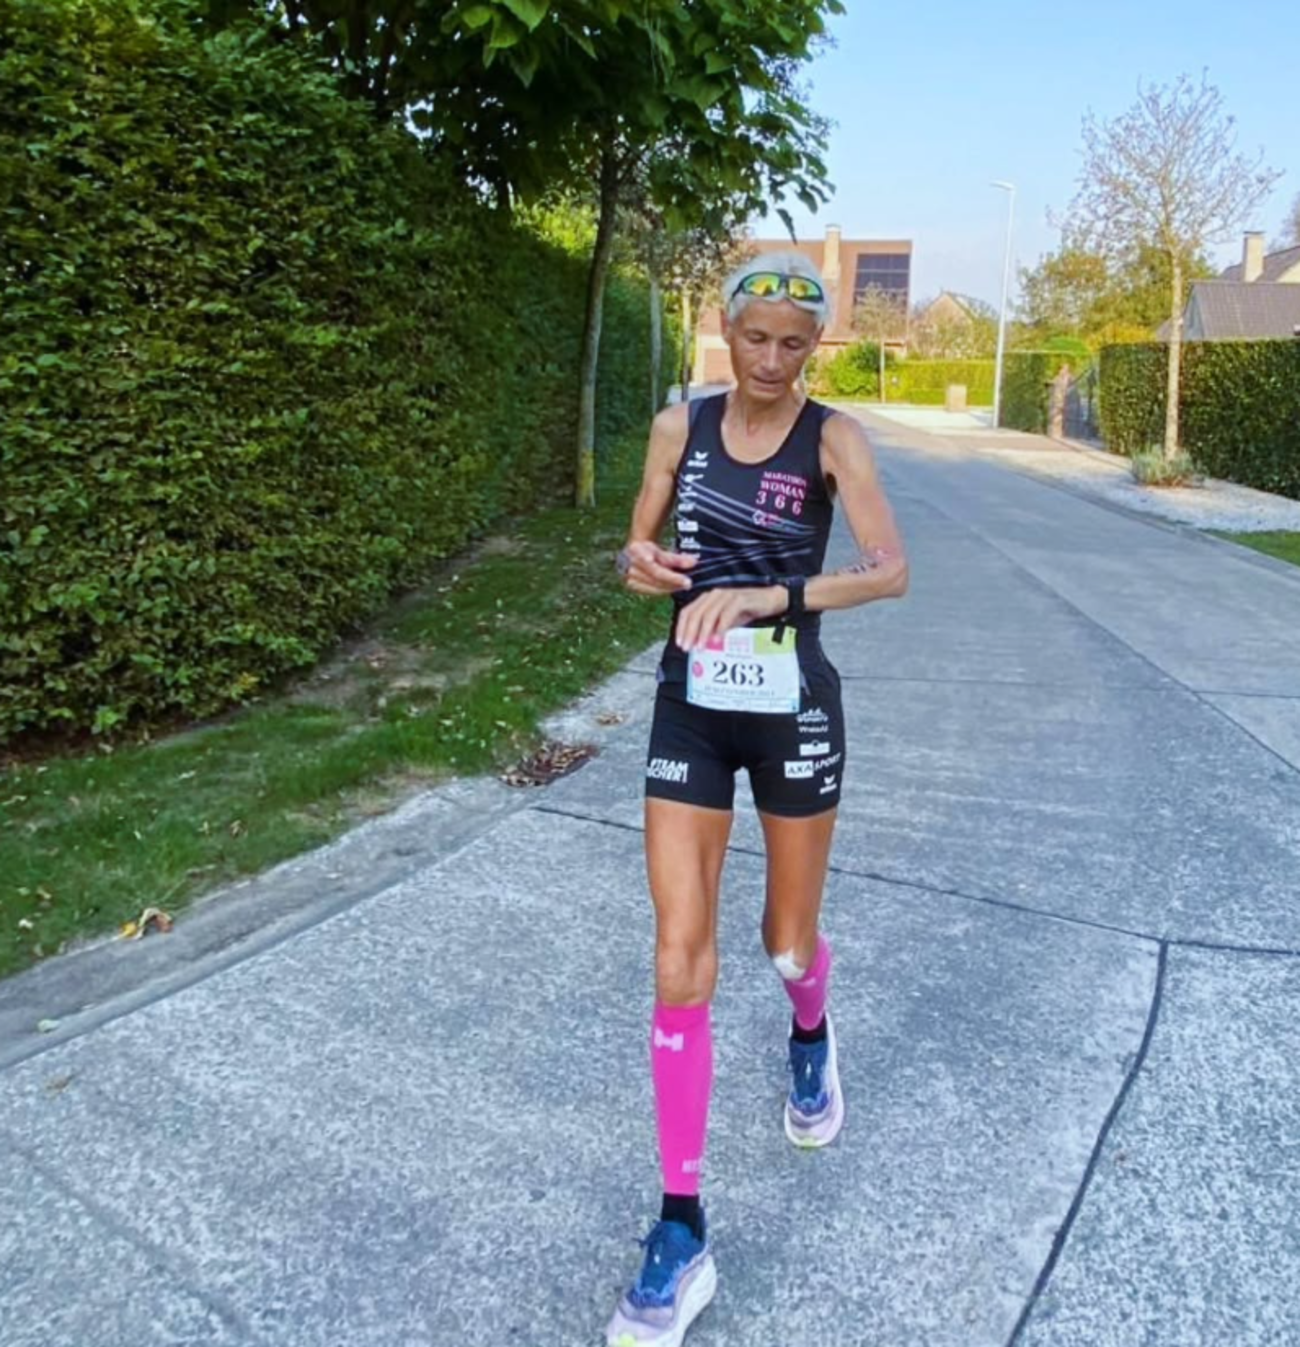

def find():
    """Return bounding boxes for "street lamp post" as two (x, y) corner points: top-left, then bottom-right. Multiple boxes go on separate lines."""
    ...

(991, 180), (1016, 429)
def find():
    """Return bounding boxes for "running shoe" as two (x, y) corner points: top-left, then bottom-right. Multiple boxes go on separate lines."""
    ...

(606, 1216), (717, 1347)
(784, 1012), (845, 1148)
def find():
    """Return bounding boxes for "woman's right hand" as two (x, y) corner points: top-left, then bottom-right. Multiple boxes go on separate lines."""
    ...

(619, 541), (697, 596)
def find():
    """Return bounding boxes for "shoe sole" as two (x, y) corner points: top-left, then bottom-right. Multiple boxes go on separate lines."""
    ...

(607, 1255), (717, 1347)
(784, 1014), (845, 1149)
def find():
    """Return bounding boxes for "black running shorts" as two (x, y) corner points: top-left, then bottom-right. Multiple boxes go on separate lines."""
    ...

(645, 654), (845, 816)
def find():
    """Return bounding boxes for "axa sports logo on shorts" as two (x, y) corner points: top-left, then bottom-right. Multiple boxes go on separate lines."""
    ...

(647, 757), (690, 784)
(784, 760), (815, 780)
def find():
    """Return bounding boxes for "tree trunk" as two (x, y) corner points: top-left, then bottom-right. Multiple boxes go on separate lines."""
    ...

(1163, 254), (1183, 460)
(679, 291), (693, 405)
(575, 145), (620, 508)
(878, 339), (886, 404)
(649, 273), (663, 418)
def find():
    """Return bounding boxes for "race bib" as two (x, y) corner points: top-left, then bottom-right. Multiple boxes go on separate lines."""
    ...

(687, 627), (800, 715)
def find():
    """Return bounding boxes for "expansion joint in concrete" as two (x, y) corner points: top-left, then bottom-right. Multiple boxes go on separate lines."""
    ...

(1005, 941), (1170, 1345)
(1, 1122), (268, 1344)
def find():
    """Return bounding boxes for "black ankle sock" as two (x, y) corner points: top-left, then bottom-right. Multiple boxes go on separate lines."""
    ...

(660, 1193), (703, 1239)
(792, 1015), (828, 1045)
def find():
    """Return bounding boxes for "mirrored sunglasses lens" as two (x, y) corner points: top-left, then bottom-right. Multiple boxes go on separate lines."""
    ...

(743, 273), (783, 297)
(786, 277), (822, 301)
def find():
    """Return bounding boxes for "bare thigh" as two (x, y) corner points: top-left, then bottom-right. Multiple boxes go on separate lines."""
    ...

(645, 798), (734, 1006)
(759, 808), (837, 971)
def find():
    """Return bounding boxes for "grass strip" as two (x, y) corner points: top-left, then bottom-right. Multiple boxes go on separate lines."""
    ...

(1208, 531), (1300, 568)
(0, 435), (664, 980)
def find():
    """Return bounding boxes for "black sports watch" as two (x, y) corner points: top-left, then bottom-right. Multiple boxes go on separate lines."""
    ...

(782, 576), (807, 618)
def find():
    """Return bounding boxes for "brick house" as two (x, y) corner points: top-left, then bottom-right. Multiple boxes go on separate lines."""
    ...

(692, 226), (913, 385)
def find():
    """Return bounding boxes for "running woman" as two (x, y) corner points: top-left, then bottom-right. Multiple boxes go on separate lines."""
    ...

(606, 252), (909, 1347)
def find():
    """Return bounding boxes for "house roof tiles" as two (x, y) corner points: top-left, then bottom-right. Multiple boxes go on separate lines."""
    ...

(1186, 281), (1300, 340)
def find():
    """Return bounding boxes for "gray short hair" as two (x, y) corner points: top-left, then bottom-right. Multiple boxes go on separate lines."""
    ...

(722, 249), (832, 328)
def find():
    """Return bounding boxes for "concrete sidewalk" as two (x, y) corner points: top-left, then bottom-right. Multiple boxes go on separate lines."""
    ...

(3, 411), (1299, 1346)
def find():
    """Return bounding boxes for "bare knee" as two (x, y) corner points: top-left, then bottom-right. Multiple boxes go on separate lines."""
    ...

(655, 936), (718, 1005)
(761, 916), (818, 979)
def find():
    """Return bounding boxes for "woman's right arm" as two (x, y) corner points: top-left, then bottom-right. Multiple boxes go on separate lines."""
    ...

(619, 403), (697, 597)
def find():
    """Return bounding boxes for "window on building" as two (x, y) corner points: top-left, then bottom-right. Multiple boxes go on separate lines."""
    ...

(853, 253), (910, 308)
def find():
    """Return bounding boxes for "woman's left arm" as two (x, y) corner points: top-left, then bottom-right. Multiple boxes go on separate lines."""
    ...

(804, 412), (908, 612)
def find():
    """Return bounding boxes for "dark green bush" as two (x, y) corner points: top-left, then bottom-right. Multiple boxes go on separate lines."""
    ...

(1100, 341), (1300, 499)
(1097, 345), (1167, 454)
(1001, 351), (1076, 433)
(809, 340), (890, 399)
(0, 0), (668, 742)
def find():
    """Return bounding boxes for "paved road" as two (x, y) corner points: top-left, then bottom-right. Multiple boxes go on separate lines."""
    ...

(3, 412), (1299, 1346)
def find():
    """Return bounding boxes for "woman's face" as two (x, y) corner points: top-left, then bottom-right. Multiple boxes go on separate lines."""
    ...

(723, 300), (822, 403)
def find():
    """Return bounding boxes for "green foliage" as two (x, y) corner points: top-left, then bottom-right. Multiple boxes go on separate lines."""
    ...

(1099, 342), (1300, 498)
(809, 341), (890, 399)
(1038, 335), (1093, 362)
(1017, 244), (1212, 346)
(0, 0), (671, 743)
(1001, 352), (1076, 433)
(893, 360), (996, 407)
(1097, 345), (1168, 454)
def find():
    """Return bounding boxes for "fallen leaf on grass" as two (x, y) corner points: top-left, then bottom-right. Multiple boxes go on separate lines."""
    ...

(499, 740), (597, 788)
(119, 907), (174, 940)
(595, 711), (626, 727)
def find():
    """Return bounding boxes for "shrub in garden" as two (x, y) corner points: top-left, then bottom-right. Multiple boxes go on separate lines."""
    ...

(808, 340), (889, 399)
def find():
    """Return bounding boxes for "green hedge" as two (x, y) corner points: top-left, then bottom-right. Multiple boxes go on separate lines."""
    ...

(1097, 345), (1167, 454)
(0, 0), (668, 742)
(1001, 351), (1076, 433)
(892, 360), (996, 406)
(1099, 342), (1300, 499)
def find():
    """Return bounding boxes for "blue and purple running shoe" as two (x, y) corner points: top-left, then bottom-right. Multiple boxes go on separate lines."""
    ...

(784, 1012), (845, 1148)
(606, 1216), (717, 1347)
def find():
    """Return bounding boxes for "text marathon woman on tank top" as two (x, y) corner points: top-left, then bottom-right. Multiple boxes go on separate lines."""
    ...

(659, 392), (834, 684)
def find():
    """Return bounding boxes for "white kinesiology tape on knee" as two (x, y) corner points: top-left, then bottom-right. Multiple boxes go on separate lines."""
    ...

(772, 949), (807, 982)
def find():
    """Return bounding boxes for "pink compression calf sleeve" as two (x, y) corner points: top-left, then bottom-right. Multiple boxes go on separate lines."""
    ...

(782, 934), (832, 1031)
(651, 1001), (713, 1197)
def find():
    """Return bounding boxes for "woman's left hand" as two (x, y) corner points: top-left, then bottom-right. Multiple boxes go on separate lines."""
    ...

(674, 585), (786, 651)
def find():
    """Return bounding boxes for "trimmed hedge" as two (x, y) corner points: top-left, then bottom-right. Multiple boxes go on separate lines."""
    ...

(1001, 351), (1076, 433)
(1097, 345), (1167, 454)
(0, 0), (669, 742)
(1099, 342), (1300, 499)
(893, 360), (995, 406)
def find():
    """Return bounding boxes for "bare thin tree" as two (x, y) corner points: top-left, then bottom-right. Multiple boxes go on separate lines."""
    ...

(1276, 191), (1300, 250)
(1066, 73), (1280, 460)
(852, 285), (906, 403)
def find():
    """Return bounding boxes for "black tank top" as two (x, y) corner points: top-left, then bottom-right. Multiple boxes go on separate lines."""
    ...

(661, 392), (835, 678)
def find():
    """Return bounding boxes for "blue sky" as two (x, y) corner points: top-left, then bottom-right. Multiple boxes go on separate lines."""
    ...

(770, 0), (1296, 308)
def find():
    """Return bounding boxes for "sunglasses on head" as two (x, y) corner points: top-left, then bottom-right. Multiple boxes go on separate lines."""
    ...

(732, 271), (826, 305)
